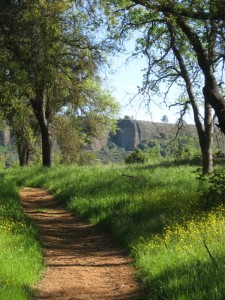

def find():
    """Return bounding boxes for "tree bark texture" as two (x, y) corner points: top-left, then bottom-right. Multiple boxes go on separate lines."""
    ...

(202, 102), (214, 174)
(40, 124), (53, 167)
(31, 89), (53, 167)
(17, 144), (30, 166)
(176, 17), (225, 136)
(168, 21), (213, 173)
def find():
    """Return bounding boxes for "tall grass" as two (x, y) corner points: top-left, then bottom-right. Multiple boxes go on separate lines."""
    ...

(4, 161), (225, 299)
(0, 171), (43, 300)
(133, 206), (225, 299)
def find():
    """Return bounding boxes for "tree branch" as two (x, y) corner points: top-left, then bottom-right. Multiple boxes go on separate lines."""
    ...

(130, 0), (225, 21)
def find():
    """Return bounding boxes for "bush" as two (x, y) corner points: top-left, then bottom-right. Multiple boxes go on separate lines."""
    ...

(77, 151), (97, 165)
(199, 170), (225, 209)
(125, 149), (148, 164)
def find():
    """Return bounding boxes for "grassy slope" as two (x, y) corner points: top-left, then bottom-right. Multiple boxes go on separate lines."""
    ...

(2, 161), (225, 299)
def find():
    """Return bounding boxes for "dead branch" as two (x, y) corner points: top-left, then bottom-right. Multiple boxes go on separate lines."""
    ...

(203, 239), (219, 270)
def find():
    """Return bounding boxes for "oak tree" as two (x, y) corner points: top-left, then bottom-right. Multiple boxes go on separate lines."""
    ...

(0, 0), (118, 167)
(102, 0), (225, 173)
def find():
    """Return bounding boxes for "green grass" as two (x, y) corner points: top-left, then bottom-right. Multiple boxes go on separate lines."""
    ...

(133, 206), (225, 299)
(0, 173), (43, 300)
(2, 161), (225, 299)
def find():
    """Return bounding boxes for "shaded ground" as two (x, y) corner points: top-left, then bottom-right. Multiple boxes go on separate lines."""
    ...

(19, 188), (143, 300)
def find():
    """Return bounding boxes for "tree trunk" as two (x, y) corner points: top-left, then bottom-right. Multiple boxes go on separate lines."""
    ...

(25, 148), (30, 165)
(175, 17), (225, 136)
(202, 145), (213, 174)
(203, 71), (225, 134)
(167, 21), (213, 174)
(40, 123), (53, 167)
(31, 89), (53, 167)
(17, 143), (30, 166)
(202, 102), (214, 174)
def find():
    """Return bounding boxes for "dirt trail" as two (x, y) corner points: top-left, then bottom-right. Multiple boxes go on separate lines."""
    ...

(19, 188), (143, 300)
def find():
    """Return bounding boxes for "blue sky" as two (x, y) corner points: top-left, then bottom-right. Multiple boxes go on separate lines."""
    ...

(105, 45), (195, 125)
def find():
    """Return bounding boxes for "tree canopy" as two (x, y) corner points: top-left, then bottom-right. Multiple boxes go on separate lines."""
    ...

(103, 0), (225, 130)
(100, 0), (225, 172)
(1, 0), (225, 172)
(0, 0), (119, 167)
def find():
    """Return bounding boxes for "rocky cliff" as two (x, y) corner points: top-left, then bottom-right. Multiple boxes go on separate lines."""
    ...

(109, 119), (197, 151)
(0, 130), (11, 146)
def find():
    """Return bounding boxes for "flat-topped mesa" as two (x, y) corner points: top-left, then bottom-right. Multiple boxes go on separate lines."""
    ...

(109, 119), (197, 151)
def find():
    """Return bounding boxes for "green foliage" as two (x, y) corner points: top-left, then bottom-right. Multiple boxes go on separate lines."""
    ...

(137, 134), (201, 161)
(147, 146), (161, 160)
(76, 151), (97, 166)
(53, 116), (84, 164)
(96, 145), (127, 164)
(171, 136), (201, 160)
(199, 170), (225, 209)
(0, 146), (17, 169)
(138, 139), (159, 151)
(0, 0), (119, 167)
(0, 85), (39, 166)
(125, 148), (148, 164)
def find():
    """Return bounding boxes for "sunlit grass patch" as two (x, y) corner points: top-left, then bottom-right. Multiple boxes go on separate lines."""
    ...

(134, 206), (225, 299)
(5, 161), (225, 299)
(0, 174), (43, 300)
(0, 216), (27, 234)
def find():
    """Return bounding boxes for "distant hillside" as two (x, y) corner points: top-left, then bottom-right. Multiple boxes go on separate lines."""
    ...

(0, 120), (197, 150)
(108, 119), (198, 151)
(2, 120), (224, 154)
(89, 119), (202, 151)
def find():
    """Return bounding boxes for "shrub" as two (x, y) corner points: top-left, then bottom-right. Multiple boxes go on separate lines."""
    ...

(199, 170), (225, 209)
(125, 149), (148, 164)
(77, 151), (97, 165)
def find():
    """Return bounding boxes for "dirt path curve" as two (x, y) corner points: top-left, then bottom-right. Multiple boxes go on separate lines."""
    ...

(19, 188), (143, 300)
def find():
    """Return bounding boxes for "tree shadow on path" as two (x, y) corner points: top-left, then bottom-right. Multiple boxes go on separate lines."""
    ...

(20, 188), (145, 300)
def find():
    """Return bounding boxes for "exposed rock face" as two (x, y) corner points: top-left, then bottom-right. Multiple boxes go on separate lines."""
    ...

(109, 119), (197, 151)
(0, 130), (11, 146)
(110, 120), (139, 151)
(89, 132), (109, 152)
